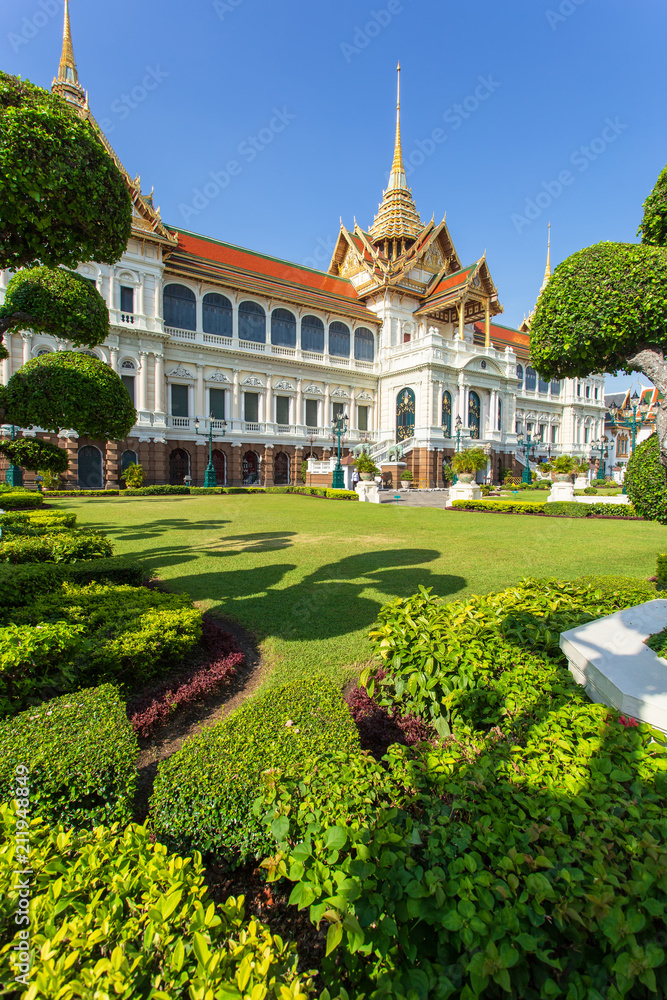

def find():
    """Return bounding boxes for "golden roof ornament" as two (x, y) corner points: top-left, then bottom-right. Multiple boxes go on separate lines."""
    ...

(540, 222), (552, 294)
(52, 1), (86, 108)
(369, 63), (424, 244)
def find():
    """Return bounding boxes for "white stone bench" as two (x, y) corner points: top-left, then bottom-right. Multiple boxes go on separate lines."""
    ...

(560, 600), (667, 734)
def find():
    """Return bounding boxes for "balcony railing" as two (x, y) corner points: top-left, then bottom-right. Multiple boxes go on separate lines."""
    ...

(240, 340), (265, 352)
(244, 422), (261, 433)
(170, 416), (192, 428)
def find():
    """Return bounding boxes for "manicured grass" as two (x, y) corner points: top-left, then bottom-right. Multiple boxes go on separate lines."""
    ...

(50, 494), (664, 687)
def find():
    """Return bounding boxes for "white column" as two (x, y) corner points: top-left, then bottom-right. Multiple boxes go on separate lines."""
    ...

(154, 353), (165, 414)
(138, 351), (148, 411)
(22, 333), (32, 364)
(457, 381), (465, 424)
(136, 280), (144, 318)
(1, 333), (12, 385)
(349, 387), (356, 429)
(232, 369), (240, 422)
(296, 378), (303, 428)
(196, 364), (205, 416)
(324, 383), (330, 426)
(265, 375), (273, 426)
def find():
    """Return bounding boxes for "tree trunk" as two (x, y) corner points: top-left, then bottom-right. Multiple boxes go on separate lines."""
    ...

(626, 346), (667, 467)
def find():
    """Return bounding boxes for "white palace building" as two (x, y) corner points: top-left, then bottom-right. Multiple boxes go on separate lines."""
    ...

(0, 4), (606, 489)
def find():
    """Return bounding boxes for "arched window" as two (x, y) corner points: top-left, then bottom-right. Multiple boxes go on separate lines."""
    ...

(301, 316), (324, 353)
(271, 308), (297, 348)
(442, 390), (452, 437)
(525, 366), (537, 392)
(516, 364), (524, 385)
(551, 379), (561, 395)
(498, 397), (503, 432)
(163, 283), (196, 331)
(36, 348), (52, 357)
(396, 388), (415, 442)
(121, 359), (136, 370)
(212, 449), (226, 486)
(121, 450), (138, 481)
(203, 293), (232, 336)
(468, 390), (481, 439)
(242, 450), (260, 485)
(169, 448), (190, 485)
(354, 327), (375, 362)
(238, 301), (266, 343)
(329, 322), (350, 358)
(78, 445), (103, 490)
(274, 451), (290, 486)
(538, 375), (549, 394)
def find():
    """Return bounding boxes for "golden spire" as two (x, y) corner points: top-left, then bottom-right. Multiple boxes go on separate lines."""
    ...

(369, 63), (423, 245)
(540, 223), (552, 293)
(52, 1), (86, 108)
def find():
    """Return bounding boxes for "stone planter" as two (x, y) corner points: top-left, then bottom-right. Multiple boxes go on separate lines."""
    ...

(360, 473), (373, 482)
(457, 473), (474, 483)
(554, 474), (571, 483)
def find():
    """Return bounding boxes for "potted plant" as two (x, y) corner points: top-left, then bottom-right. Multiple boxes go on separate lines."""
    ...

(355, 453), (380, 482)
(549, 455), (575, 482)
(122, 462), (145, 489)
(400, 469), (414, 489)
(442, 461), (453, 485)
(451, 446), (488, 483)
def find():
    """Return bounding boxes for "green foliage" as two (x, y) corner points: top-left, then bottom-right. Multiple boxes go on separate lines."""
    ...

(452, 499), (638, 518)
(324, 489), (359, 500)
(121, 462), (145, 488)
(356, 453), (380, 475)
(0, 620), (84, 717)
(3, 352), (137, 438)
(150, 676), (360, 864)
(128, 485), (190, 496)
(625, 433), (667, 524)
(0, 492), (43, 510)
(0, 557), (145, 613)
(583, 486), (599, 495)
(301, 458), (308, 483)
(656, 553), (667, 591)
(451, 446), (488, 475)
(0, 266), (109, 346)
(0, 811), (313, 1000)
(9, 582), (201, 694)
(645, 626), (667, 657)
(399, 469), (414, 482)
(0, 435), (69, 475)
(0, 71), (131, 271)
(0, 685), (138, 828)
(639, 163), (667, 248)
(44, 489), (119, 497)
(0, 529), (113, 564)
(530, 242), (667, 378)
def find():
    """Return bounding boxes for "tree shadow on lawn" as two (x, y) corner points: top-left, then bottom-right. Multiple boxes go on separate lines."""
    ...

(165, 547), (465, 643)
(81, 518), (235, 543)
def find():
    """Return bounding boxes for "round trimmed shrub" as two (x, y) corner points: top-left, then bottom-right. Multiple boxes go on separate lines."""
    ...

(0, 267), (109, 347)
(624, 432), (667, 524)
(3, 352), (136, 438)
(0, 436), (68, 474)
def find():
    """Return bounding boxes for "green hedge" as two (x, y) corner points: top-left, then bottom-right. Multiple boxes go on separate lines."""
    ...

(0, 509), (77, 537)
(0, 557), (145, 613)
(127, 485), (191, 496)
(625, 432), (667, 524)
(0, 685), (138, 828)
(0, 620), (84, 717)
(0, 812), (312, 999)
(657, 554), (667, 591)
(254, 576), (667, 999)
(10, 583), (202, 695)
(43, 489), (120, 497)
(0, 529), (113, 563)
(0, 492), (44, 510)
(452, 499), (638, 518)
(150, 676), (360, 864)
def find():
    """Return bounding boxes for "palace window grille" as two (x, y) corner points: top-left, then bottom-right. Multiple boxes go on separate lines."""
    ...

(78, 446), (103, 490)
(243, 451), (260, 485)
(203, 293), (233, 337)
(468, 391), (481, 439)
(274, 451), (290, 486)
(271, 309), (297, 348)
(164, 284), (196, 331)
(329, 322), (351, 358)
(169, 449), (190, 485)
(354, 327), (375, 361)
(238, 301), (266, 343)
(301, 316), (324, 353)
(212, 449), (226, 485)
(442, 390), (452, 437)
(397, 387), (415, 442)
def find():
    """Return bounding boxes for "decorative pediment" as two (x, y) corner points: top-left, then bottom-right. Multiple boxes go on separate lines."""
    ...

(242, 376), (264, 387)
(207, 371), (231, 383)
(168, 366), (193, 379)
(357, 391), (373, 400)
(274, 379), (295, 390)
(331, 388), (349, 398)
(304, 384), (322, 394)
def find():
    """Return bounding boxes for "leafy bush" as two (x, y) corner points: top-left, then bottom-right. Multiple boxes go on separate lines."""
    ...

(9, 583), (201, 695)
(452, 499), (638, 518)
(451, 446), (488, 475)
(0, 529), (113, 564)
(645, 626), (667, 657)
(121, 461), (145, 488)
(584, 485), (598, 495)
(0, 685), (138, 828)
(324, 489), (358, 500)
(0, 620), (84, 717)
(0, 508), (76, 537)
(150, 676), (360, 863)
(0, 557), (145, 614)
(356, 453), (381, 476)
(0, 811), (313, 1000)
(0, 492), (43, 510)
(657, 553), (667, 591)
(0, 435), (68, 474)
(43, 489), (119, 497)
(127, 485), (191, 496)
(625, 432), (667, 524)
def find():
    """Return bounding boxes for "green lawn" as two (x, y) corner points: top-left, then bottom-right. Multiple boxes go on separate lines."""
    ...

(52, 494), (665, 687)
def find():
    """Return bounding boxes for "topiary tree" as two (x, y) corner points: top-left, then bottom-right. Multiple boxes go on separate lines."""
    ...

(0, 72), (134, 474)
(530, 164), (667, 488)
(624, 433), (667, 524)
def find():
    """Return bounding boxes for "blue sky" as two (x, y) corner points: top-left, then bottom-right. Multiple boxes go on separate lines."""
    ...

(3, 0), (666, 393)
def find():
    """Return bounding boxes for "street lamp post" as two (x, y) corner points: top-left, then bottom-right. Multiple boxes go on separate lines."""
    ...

(195, 414), (227, 487)
(452, 415), (463, 485)
(609, 390), (650, 494)
(589, 437), (608, 481)
(517, 433), (537, 484)
(5, 425), (23, 488)
(331, 411), (349, 489)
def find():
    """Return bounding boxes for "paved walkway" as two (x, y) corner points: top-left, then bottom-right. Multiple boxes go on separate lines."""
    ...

(379, 490), (451, 508)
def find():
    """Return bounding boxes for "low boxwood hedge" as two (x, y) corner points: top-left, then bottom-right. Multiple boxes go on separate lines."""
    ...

(0, 509), (77, 535)
(0, 685), (138, 828)
(0, 492), (44, 510)
(127, 485), (191, 496)
(0, 557), (145, 613)
(0, 529), (113, 564)
(0, 620), (84, 717)
(451, 499), (638, 518)
(150, 675), (360, 863)
(43, 489), (120, 497)
(0, 812), (313, 999)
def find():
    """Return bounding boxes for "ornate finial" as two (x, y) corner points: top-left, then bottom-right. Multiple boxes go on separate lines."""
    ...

(52, 1), (86, 108)
(540, 223), (552, 293)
